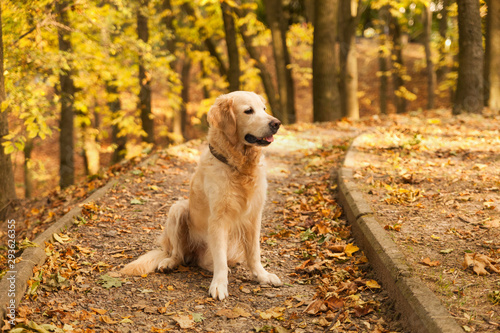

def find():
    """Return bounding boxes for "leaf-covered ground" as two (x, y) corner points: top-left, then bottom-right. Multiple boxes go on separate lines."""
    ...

(348, 110), (500, 332)
(3, 124), (403, 332)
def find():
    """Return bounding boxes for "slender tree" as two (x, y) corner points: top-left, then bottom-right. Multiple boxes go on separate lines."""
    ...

(454, 0), (484, 114)
(436, 0), (449, 82)
(313, 0), (341, 122)
(423, 2), (436, 109)
(377, 6), (390, 115)
(339, 0), (360, 119)
(389, 12), (407, 114)
(137, 1), (154, 143)
(221, 1), (240, 91)
(57, 0), (76, 188)
(0, 4), (16, 217)
(264, 0), (296, 124)
(485, 0), (500, 111)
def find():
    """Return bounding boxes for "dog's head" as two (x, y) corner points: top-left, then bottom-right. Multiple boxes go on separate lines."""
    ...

(207, 91), (281, 147)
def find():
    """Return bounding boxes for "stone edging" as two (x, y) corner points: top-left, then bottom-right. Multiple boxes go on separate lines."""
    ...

(336, 133), (463, 333)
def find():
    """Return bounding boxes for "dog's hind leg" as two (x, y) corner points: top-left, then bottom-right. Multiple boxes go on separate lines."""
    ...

(157, 199), (190, 272)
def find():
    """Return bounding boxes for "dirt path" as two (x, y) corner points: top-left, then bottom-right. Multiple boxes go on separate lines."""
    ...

(10, 125), (402, 332)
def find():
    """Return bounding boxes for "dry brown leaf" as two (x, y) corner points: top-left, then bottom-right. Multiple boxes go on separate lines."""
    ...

(171, 314), (194, 329)
(420, 257), (440, 267)
(463, 253), (500, 275)
(100, 315), (118, 324)
(304, 299), (324, 315)
(91, 308), (107, 315)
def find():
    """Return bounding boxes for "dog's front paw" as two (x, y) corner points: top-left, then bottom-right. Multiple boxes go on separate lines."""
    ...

(157, 258), (178, 272)
(209, 277), (229, 300)
(257, 272), (283, 287)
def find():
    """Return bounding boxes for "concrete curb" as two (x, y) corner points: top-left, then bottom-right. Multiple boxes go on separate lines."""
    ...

(337, 134), (463, 333)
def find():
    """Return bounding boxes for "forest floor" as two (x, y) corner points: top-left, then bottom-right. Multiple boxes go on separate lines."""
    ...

(1, 109), (499, 332)
(2, 123), (404, 332)
(347, 110), (500, 333)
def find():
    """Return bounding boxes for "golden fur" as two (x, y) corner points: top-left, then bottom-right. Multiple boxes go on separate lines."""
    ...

(121, 91), (283, 300)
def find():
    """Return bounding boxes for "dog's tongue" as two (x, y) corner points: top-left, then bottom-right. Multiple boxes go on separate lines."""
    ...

(264, 135), (274, 143)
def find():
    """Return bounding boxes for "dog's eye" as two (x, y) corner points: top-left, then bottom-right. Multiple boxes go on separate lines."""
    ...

(244, 108), (254, 115)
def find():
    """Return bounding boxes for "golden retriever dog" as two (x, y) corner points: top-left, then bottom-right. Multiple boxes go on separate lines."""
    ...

(121, 91), (283, 300)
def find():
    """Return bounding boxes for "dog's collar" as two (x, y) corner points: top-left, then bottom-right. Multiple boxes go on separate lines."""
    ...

(209, 144), (230, 166)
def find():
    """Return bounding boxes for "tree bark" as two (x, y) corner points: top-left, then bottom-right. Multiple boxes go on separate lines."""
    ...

(24, 139), (33, 199)
(313, 0), (341, 122)
(423, 2), (436, 109)
(436, 0), (449, 82)
(378, 6), (390, 115)
(57, 1), (76, 189)
(0, 4), (16, 215)
(106, 80), (126, 164)
(264, 0), (296, 124)
(137, 1), (154, 143)
(389, 13), (407, 114)
(453, 0), (484, 114)
(339, 0), (359, 120)
(485, 0), (500, 111)
(221, 1), (240, 91)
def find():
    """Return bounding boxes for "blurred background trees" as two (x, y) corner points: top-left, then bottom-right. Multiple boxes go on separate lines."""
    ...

(0, 0), (497, 207)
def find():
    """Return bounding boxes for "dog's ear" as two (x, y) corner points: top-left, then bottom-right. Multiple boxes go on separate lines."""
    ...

(207, 94), (237, 141)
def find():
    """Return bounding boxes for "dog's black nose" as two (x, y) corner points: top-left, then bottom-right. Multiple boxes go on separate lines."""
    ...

(269, 119), (281, 133)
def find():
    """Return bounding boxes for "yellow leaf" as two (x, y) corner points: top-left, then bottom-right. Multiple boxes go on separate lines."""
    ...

(365, 280), (381, 289)
(91, 308), (107, 315)
(259, 307), (285, 320)
(344, 244), (359, 257)
(431, 234), (440, 240)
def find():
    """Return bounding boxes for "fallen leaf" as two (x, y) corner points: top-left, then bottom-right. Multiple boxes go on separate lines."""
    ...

(304, 299), (324, 315)
(365, 280), (381, 289)
(420, 257), (440, 267)
(100, 315), (118, 324)
(259, 307), (285, 320)
(191, 312), (205, 322)
(463, 253), (500, 275)
(91, 308), (107, 315)
(440, 249), (454, 254)
(171, 314), (194, 329)
(344, 243), (359, 256)
(98, 274), (123, 289)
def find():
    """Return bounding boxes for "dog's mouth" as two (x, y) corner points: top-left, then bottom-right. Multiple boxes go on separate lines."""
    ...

(245, 134), (274, 146)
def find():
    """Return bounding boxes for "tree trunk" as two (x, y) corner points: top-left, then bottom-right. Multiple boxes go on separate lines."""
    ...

(175, 56), (191, 142)
(137, 1), (154, 143)
(313, 0), (341, 122)
(453, 0), (484, 114)
(389, 13), (407, 114)
(235, 8), (281, 118)
(436, 0), (449, 82)
(378, 6), (390, 114)
(339, 0), (359, 120)
(24, 139), (33, 199)
(423, 3), (436, 109)
(81, 123), (100, 176)
(57, 1), (75, 189)
(221, 1), (240, 91)
(485, 0), (500, 111)
(107, 80), (126, 164)
(0, 5), (16, 215)
(264, 0), (296, 124)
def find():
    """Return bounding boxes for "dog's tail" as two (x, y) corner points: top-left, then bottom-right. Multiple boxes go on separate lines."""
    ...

(121, 249), (167, 276)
